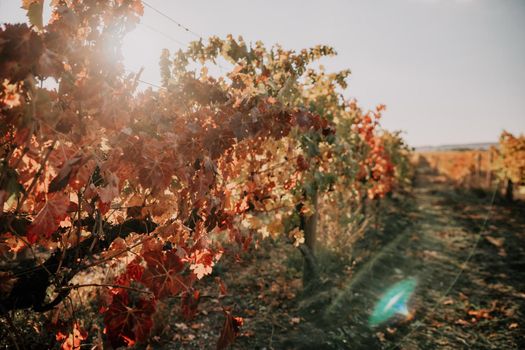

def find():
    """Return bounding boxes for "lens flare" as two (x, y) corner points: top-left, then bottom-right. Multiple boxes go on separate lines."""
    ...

(369, 278), (417, 327)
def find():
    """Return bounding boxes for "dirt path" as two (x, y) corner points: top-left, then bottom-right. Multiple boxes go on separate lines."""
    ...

(314, 169), (525, 349)
(391, 168), (525, 349)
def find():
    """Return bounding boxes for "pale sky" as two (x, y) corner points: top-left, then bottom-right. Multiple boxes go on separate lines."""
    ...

(1, 0), (524, 147)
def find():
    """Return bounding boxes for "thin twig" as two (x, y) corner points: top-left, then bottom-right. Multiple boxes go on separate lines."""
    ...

(81, 235), (155, 270)
(58, 283), (153, 295)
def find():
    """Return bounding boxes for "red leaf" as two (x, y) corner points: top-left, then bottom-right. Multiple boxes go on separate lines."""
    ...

(26, 193), (69, 243)
(215, 277), (228, 297)
(140, 248), (186, 298)
(97, 201), (110, 215)
(217, 310), (243, 350)
(103, 290), (156, 348)
(114, 259), (144, 286)
(181, 290), (200, 320)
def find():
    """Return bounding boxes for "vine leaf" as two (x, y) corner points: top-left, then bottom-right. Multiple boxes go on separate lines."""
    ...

(55, 323), (87, 350)
(141, 247), (186, 298)
(23, 0), (44, 29)
(217, 309), (244, 350)
(26, 192), (70, 243)
(48, 155), (84, 193)
(181, 290), (200, 320)
(103, 290), (156, 348)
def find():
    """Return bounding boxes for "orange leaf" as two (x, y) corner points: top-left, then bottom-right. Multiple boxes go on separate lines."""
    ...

(48, 155), (83, 193)
(59, 323), (87, 350)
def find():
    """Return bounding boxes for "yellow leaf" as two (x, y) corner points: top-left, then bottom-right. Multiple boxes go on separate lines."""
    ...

(267, 217), (284, 239)
(289, 228), (304, 247)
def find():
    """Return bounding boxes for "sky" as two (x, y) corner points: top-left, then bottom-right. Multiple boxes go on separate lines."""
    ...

(1, 0), (524, 147)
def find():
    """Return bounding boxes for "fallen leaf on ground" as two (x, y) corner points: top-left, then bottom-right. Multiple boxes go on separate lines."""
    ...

(485, 235), (504, 248)
(455, 319), (470, 326)
(467, 308), (492, 320)
(289, 317), (301, 325)
(376, 332), (386, 342)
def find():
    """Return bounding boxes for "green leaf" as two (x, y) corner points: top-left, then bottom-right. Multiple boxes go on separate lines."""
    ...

(26, 1), (44, 30)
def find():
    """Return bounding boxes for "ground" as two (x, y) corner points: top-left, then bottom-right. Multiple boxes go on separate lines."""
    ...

(155, 163), (525, 349)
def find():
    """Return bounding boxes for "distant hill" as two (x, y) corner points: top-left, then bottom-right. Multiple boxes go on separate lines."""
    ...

(415, 142), (497, 152)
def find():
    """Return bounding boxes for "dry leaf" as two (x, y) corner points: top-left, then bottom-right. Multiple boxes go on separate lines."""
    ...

(290, 317), (301, 325)
(485, 235), (504, 248)
(442, 298), (454, 305)
(455, 319), (470, 326)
